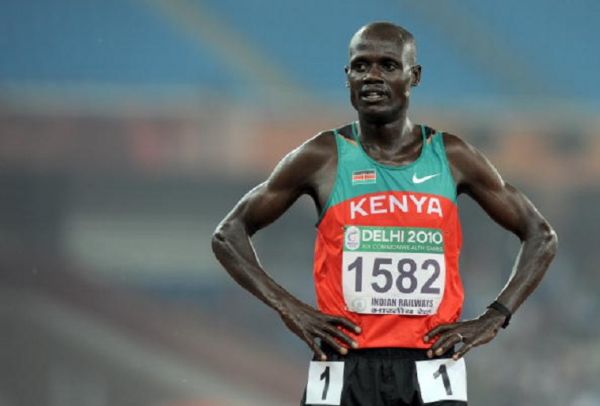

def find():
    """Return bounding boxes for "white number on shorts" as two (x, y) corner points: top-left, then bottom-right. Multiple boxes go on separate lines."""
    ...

(415, 358), (467, 404)
(305, 361), (344, 405)
(433, 364), (452, 395)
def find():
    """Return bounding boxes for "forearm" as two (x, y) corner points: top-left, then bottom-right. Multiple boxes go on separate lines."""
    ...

(211, 218), (299, 313)
(495, 221), (558, 313)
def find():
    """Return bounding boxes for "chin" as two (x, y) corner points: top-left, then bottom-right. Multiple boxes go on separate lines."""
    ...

(357, 105), (401, 124)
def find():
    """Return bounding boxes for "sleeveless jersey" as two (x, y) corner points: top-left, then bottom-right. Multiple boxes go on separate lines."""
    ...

(313, 122), (463, 349)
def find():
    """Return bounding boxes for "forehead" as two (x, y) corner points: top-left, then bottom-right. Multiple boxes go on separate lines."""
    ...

(349, 36), (410, 62)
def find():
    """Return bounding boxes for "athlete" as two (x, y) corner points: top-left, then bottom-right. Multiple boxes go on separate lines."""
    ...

(212, 22), (557, 405)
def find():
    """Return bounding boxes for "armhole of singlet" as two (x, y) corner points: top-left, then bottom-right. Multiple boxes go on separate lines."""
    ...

(315, 130), (342, 226)
(436, 131), (459, 201)
(419, 124), (431, 155)
(420, 124), (428, 143)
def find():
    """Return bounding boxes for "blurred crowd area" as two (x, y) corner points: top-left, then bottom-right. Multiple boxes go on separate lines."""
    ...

(2, 0), (600, 405)
(1, 104), (599, 406)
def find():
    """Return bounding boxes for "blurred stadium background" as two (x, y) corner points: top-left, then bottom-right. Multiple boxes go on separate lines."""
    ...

(1, 1), (599, 405)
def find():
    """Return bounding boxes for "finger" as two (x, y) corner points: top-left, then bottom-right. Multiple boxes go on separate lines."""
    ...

(324, 325), (358, 349)
(315, 330), (348, 356)
(424, 323), (457, 342)
(452, 342), (474, 360)
(431, 333), (462, 357)
(329, 316), (361, 334)
(427, 333), (455, 358)
(303, 333), (327, 361)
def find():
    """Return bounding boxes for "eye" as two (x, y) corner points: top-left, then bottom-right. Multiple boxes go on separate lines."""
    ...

(351, 61), (368, 73)
(382, 60), (399, 72)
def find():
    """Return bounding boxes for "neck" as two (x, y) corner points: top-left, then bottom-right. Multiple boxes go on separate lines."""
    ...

(357, 112), (415, 151)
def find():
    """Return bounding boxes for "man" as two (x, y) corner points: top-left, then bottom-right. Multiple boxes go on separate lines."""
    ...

(212, 22), (557, 406)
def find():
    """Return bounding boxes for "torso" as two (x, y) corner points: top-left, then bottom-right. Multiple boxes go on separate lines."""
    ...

(311, 121), (464, 349)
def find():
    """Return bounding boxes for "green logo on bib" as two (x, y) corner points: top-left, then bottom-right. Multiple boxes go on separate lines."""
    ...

(345, 226), (361, 250)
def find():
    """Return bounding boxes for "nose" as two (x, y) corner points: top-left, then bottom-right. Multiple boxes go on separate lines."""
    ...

(363, 64), (384, 83)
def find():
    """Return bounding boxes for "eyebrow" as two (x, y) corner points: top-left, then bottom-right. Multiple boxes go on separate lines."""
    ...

(349, 54), (403, 64)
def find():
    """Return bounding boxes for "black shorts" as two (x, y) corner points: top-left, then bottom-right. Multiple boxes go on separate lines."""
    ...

(300, 346), (467, 406)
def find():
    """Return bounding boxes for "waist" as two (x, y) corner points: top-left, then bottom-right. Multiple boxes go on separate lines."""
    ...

(321, 343), (454, 361)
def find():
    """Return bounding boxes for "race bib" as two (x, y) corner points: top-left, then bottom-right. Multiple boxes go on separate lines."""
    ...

(305, 361), (344, 405)
(342, 226), (446, 315)
(415, 358), (467, 403)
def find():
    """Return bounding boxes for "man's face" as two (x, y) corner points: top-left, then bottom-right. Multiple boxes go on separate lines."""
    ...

(346, 36), (420, 123)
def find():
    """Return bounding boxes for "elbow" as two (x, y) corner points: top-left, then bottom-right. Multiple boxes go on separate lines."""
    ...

(211, 229), (223, 255)
(546, 226), (558, 258)
(211, 217), (248, 259)
(211, 221), (231, 258)
(538, 221), (558, 260)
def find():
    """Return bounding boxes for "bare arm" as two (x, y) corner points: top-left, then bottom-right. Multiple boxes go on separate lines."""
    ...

(212, 132), (360, 360)
(426, 133), (558, 359)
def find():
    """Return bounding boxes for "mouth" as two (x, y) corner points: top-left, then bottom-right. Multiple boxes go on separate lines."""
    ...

(359, 89), (388, 103)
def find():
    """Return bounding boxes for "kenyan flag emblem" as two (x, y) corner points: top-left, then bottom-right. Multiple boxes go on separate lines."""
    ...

(352, 169), (377, 185)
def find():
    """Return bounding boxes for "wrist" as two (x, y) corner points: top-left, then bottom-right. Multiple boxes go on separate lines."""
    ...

(486, 301), (512, 328)
(482, 308), (507, 325)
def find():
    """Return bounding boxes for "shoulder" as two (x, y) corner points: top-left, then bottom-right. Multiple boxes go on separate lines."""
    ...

(278, 130), (336, 172)
(301, 129), (337, 159)
(266, 128), (339, 191)
(422, 127), (479, 170)
(302, 122), (357, 155)
(279, 122), (357, 169)
(268, 121), (359, 184)
(440, 131), (504, 192)
(440, 131), (477, 158)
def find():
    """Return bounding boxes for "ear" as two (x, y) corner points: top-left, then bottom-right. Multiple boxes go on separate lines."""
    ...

(410, 65), (422, 87)
(344, 66), (350, 87)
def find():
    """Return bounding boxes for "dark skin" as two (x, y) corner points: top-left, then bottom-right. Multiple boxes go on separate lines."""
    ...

(212, 22), (558, 362)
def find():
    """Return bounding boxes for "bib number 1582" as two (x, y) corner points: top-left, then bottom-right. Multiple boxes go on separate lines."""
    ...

(347, 256), (441, 294)
(342, 252), (445, 315)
